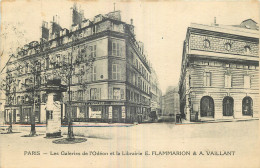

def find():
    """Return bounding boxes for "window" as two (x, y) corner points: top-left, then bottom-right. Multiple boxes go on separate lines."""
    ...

(236, 64), (243, 69)
(25, 63), (29, 73)
(35, 61), (41, 71)
(226, 64), (230, 68)
(42, 94), (47, 103)
(17, 96), (20, 104)
(72, 91), (76, 101)
(200, 96), (214, 117)
(21, 96), (25, 103)
(223, 96), (234, 116)
(244, 65), (249, 69)
(113, 88), (120, 100)
(130, 52), (134, 64)
(249, 65), (256, 70)
(244, 75), (250, 88)
(203, 72), (211, 86)
(121, 89), (124, 100)
(25, 78), (30, 86)
(36, 76), (41, 87)
(133, 73), (136, 85)
(78, 76), (82, 84)
(90, 45), (96, 57)
(203, 39), (210, 48)
(45, 58), (49, 69)
(90, 88), (100, 100)
(244, 46), (251, 54)
(78, 90), (83, 100)
(112, 42), (120, 56)
(225, 74), (232, 88)
(242, 97), (253, 116)
(93, 66), (97, 81)
(112, 64), (120, 80)
(56, 55), (60, 64)
(224, 43), (231, 51)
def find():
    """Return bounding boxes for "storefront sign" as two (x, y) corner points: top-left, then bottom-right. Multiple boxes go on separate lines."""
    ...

(108, 106), (112, 119)
(111, 102), (124, 105)
(89, 107), (102, 118)
(122, 106), (126, 119)
(88, 101), (105, 105)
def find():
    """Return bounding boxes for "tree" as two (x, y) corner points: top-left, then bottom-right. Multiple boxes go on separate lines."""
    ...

(23, 60), (41, 136)
(49, 37), (95, 140)
(0, 22), (32, 134)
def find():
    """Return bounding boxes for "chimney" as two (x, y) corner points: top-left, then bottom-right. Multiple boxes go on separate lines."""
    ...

(130, 19), (133, 25)
(41, 21), (49, 40)
(214, 17), (216, 25)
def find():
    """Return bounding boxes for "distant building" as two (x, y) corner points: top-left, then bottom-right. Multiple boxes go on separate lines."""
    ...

(0, 92), (5, 125)
(3, 6), (155, 124)
(150, 67), (162, 117)
(179, 19), (259, 121)
(162, 86), (179, 117)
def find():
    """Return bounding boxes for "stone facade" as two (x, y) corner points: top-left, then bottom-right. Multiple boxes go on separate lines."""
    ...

(150, 67), (162, 117)
(3, 9), (154, 124)
(179, 20), (259, 122)
(162, 86), (179, 117)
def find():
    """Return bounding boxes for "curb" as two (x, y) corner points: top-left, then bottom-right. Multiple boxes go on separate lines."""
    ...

(175, 118), (259, 125)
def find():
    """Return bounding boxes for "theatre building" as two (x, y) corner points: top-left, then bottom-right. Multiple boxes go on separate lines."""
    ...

(179, 19), (259, 122)
(3, 6), (152, 124)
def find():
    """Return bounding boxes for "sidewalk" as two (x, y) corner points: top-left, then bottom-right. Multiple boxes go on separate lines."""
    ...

(176, 117), (259, 125)
(0, 122), (134, 128)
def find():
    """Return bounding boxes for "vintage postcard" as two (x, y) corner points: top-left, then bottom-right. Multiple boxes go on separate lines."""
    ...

(0, 0), (259, 168)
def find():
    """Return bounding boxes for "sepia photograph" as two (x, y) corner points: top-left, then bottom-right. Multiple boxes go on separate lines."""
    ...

(0, 0), (259, 168)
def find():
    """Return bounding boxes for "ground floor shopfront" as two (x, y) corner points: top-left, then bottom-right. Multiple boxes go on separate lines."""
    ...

(4, 101), (150, 124)
(4, 104), (41, 124)
(63, 101), (150, 123)
(181, 89), (259, 122)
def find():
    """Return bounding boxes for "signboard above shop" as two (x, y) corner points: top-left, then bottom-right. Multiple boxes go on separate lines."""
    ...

(88, 101), (125, 106)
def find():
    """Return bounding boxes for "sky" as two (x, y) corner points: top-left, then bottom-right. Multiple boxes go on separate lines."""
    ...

(0, 0), (259, 94)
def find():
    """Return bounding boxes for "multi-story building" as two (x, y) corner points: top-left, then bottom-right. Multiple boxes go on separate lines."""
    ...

(3, 6), (153, 124)
(162, 86), (179, 117)
(150, 67), (162, 117)
(179, 19), (259, 121)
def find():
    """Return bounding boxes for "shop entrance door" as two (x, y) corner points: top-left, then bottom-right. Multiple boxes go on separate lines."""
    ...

(223, 96), (234, 116)
(13, 109), (16, 123)
(112, 106), (121, 123)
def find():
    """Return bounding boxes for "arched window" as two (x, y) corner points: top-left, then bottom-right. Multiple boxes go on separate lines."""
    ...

(200, 96), (214, 117)
(224, 43), (231, 51)
(223, 96), (234, 116)
(244, 46), (251, 54)
(242, 97), (253, 116)
(203, 39), (210, 48)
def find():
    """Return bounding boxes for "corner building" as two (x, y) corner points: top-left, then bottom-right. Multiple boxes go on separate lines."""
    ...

(4, 8), (152, 124)
(179, 19), (259, 121)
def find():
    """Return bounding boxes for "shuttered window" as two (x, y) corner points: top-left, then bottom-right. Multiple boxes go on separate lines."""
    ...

(112, 64), (120, 80)
(90, 45), (96, 57)
(112, 42), (120, 56)
(113, 88), (120, 100)
(203, 72), (211, 86)
(90, 88), (101, 100)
